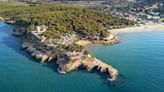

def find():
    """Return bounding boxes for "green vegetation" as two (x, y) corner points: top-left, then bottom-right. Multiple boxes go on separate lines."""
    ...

(66, 43), (83, 52)
(57, 43), (83, 52)
(84, 50), (89, 55)
(0, 3), (135, 39)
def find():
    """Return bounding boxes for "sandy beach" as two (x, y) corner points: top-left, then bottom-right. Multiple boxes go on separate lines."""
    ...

(109, 23), (164, 35)
(76, 23), (164, 46)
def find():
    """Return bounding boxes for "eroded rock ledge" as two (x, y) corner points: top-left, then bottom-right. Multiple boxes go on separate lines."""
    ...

(57, 54), (118, 81)
(21, 41), (118, 81)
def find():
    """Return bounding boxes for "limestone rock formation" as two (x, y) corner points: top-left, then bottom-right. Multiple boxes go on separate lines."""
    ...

(57, 54), (118, 81)
(21, 41), (118, 81)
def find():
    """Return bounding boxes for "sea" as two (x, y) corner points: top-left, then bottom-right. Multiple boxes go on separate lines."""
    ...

(0, 21), (164, 92)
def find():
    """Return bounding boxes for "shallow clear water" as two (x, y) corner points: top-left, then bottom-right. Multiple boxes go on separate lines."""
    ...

(0, 21), (164, 92)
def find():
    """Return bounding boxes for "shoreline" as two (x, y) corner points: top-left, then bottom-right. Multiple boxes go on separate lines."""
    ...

(12, 23), (119, 81)
(76, 23), (164, 46)
(109, 23), (164, 35)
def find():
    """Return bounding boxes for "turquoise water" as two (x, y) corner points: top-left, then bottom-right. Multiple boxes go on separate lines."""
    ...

(0, 21), (164, 92)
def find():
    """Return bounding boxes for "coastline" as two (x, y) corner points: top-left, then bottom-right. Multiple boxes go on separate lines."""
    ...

(109, 23), (164, 35)
(76, 34), (119, 46)
(2, 19), (164, 92)
(10, 22), (119, 81)
(76, 23), (164, 46)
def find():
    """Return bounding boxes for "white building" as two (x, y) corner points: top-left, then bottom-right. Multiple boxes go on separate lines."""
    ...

(35, 25), (48, 34)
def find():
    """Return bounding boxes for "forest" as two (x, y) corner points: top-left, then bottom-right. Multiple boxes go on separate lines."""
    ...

(0, 3), (136, 39)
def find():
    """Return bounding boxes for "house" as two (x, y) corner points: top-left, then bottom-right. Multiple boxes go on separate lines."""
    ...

(35, 25), (48, 34)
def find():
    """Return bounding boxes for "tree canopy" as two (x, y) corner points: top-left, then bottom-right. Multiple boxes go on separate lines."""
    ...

(0, 3), (136, 39)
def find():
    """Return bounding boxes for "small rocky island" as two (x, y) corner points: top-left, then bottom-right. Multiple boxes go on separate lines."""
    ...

(0, 3), (136, 82)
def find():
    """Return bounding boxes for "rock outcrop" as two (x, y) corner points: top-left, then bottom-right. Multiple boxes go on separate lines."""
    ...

(15, 26), (119, 82)
(13, 27), (26, 36)
(57, 54), (118, 81)
(5, 20), (15, 25)
(21, 41), (118, 81)
(93, 34), (120, 45)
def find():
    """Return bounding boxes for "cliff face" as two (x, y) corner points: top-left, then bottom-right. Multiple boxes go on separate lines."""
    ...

(21, 40), (118, 81)
(14, 27), (119, 82)
(57, 54), (118, 81)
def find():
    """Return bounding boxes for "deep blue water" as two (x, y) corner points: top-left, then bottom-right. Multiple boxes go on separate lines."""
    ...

(0, 21), (164, 92)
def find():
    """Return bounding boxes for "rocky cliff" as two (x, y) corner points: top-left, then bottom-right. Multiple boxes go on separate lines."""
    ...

(13, 27), (119, 82)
